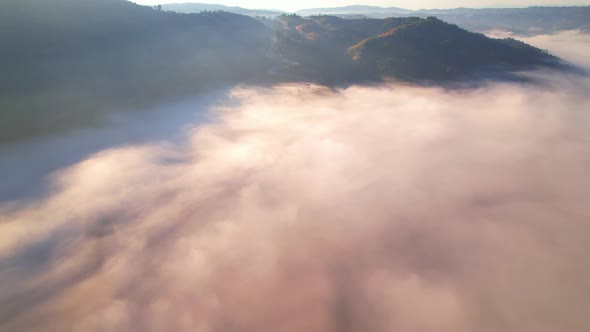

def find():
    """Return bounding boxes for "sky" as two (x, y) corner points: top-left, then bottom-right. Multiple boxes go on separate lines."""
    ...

(132, 0), (590, 11)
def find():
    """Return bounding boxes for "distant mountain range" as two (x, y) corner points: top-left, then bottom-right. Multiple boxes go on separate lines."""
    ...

(161, 2), (284, 17)
(161, 3), (590, 35)
(271, 15), (560, 83)
(296, 5), (413, 15)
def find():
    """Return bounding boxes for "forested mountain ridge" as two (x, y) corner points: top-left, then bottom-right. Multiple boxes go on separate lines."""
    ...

(296, 5), (412, 16)
(0, 0), (272, 143)
(271, 15), (560, 83)
(270, 15), (423, 82)
(348, 17), (558, 80)
(0, 0), (271, 93)
(0, 1), (568, 144)
(160, 2), (284, 17)
(295, 5), (590, 34)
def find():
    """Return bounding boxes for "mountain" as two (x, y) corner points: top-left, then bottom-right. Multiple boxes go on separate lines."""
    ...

(348, 17), (558, 80)
(416, 7), (590, 35)
(0, 0), (272, 143)
(0, 1), (568, 144)
(296, 5), (412, 16)
(272, 15), (559, 83)
(270, 15), (421, 82)
(161, 2), (284, 18)
(296, 5), (590, 35)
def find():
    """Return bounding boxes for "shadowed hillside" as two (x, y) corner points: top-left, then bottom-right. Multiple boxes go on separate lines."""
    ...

(348, 17), (559, 80)
(0, 0), (272, 143)
(415, 7), (590, 35)
(296, 6), (590, 35)
(272, 15), (560, 83)
(161, 2), (283, 18)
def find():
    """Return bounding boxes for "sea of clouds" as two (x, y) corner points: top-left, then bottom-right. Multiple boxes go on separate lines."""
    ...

(1, 31), (590, 332)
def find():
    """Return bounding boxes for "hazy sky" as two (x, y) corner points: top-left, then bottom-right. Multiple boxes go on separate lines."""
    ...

(133, 0), (590, 11)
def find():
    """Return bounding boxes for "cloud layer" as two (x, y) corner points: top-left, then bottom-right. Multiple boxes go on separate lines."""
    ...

(1, 33), (590, 332)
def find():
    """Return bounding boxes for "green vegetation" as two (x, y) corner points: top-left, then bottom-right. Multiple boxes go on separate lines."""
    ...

(271, 15), (421, 83)
(417, 7), (590, 35)
(348, 17), (559, 80)
(272, 15), (559, 83)
(0, 3), (567, 144)
(295, 6), (590, 35)
(0, 0), (271, 143)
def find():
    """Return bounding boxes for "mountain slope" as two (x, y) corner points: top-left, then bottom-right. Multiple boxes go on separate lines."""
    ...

(0, 0), (272, 143)
(272, 15), (422, 82)
(272, 15), (559, 83)
(418, 7), (590, 35)
(0, 4), (569, 144)
(161, 2), (283, 17)
(295, 5), (590, 34)
(348, 17), (558, 80)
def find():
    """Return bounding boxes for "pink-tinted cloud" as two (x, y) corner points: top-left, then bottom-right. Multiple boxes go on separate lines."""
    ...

(1, 35), (590, 332)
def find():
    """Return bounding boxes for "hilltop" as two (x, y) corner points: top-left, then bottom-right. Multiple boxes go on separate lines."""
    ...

(271, 15), (559, 83)
(296, 5), (412, 16)
(0, 1), (570, 144)
(295, 5), (590, 34)
(0, 0), (272, 143)
(348, 17), (558, 80)
(161, 2), (283, 18)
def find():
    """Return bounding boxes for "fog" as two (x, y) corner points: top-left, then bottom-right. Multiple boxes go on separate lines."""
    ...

(0, 91), (226, 201)
(1, 33), (590, 332)
(487, 30), (590, 68)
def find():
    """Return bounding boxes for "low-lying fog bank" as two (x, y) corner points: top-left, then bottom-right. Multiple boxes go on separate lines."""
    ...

(487, 29), (590, 68)
(0, 90), (227, 201)
(1, 33), (590, 332)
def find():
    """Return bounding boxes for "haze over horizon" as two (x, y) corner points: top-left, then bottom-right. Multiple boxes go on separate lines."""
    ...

(132, 0), (590, 11)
